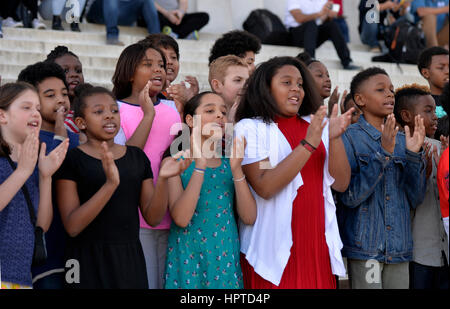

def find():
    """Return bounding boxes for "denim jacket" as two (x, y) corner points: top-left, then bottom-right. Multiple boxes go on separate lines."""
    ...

(337, 115), (427, 263)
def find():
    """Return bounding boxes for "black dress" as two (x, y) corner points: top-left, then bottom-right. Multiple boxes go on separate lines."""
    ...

(55, 146), (152, 289)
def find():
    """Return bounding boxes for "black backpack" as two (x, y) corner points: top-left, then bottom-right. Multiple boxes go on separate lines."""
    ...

(383, 20), (426, 64)
(243, 9), (290, 46)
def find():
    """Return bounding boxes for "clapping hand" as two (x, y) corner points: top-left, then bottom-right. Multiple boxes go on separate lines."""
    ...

(381, 114), (399, 154)
(159, 150), (192, 179)
(329, 103), (353, 140)
(139, 80), (156, 119)
(16, 128), (40, 177)
(305, 105), (328, 148)
(230, 136), (246, 172)
(404, 115), (425, 153)
(100, 142), (120, 187)
(38, 138), (69, 178)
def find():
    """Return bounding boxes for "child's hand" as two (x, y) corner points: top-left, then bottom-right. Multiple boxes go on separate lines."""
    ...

(167, 82), (188, 113)
(139, 80), (156, 119)
(100, 142), (120, 187)
(16, 129), (39, 177)
(329, 103), (352, 140)
(38, 139), (69, 178)
(327, 86), (341, 115)
(423, 141), (434, 179)
(190, 127), (207, 169)
(230, 137), (246, 172)
(381, 114), (399, 154)
(159, 151), (192, 179)
(305, 105), (327, 148)
(339, 90), (349, 115)
(405, 115), (425, 153)
(185, 76), (199, 100)
(54, 106), (68, 138)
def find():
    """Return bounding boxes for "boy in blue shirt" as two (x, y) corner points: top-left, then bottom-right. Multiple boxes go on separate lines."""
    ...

(411, 0), (449, 47)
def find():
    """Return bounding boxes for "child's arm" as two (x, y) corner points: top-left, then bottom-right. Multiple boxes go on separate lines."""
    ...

(141, 152), (192, 227)
(230, 137), (257, 225)
(36, 140), (69, 232)
(328, 104), (353, 192)
(56, 142), (120, 237)
(0, 131), (39, 212)
(125, 81), (155, 149)
(242, 106), (328, 200)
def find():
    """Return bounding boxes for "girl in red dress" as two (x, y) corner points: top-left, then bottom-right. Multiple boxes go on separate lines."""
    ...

(234, 57), (354, 289)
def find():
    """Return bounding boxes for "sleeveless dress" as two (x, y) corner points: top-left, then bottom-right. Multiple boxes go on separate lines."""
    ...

(240, 116), (336, 289)
(164, 158), (243, 289)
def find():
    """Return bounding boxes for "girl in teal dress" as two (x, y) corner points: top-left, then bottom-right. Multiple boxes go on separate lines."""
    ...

(162, 92), (257, 289)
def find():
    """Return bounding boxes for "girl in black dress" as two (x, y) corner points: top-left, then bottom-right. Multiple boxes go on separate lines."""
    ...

(54, 84), (186, 288)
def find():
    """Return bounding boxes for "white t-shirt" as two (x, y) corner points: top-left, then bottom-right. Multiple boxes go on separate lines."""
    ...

(284, 0), (328, 28)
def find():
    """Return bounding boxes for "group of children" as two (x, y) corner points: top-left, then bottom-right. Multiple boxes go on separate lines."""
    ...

(0, 29), (448, 290)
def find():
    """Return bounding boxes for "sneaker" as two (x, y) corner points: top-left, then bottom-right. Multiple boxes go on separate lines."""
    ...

(70, 22), (81, 32)
(52, 16), (64, 31)
(162, 26), (178, 39)
(106, 37), (124, 46)
(32, 18), (46, 30)
(2, 17), (23, 28)
(185, 30), (199, 40)
(343, 62), (362, 70)
(369, 46), (381, 53)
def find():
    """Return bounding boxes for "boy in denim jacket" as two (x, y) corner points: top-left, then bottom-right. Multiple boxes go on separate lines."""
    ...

(337, 68), (427, 289)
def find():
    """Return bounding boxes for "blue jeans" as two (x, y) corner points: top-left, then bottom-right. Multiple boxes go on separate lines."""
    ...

(335, 17), (350, 43)
(409, 260), (449, 289)
(86, 0), (159, 39)
(360, 18), (379, 48)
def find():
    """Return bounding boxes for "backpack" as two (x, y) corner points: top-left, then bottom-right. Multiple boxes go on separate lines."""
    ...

(243, 9), (290, 46)
(383, 20), (426, 64)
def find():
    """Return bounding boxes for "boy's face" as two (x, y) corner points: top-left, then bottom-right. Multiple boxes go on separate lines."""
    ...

(412, 95), (438, 138)
(242, 51), (256, 75)
(354, 74), (395, 119)
(37, 77), (70, 130)
(159, 46), (179, 84)
(422, 55), (449, 92)
(215, 65), (249, 109)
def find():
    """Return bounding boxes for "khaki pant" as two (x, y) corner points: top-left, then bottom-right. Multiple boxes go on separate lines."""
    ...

(422, 15), (449, 47)
(347, 259), (409, 289)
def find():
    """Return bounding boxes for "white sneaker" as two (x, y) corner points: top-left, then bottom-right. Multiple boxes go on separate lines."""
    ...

(32, 18), (46, 30)
(2, 17), (23, 28)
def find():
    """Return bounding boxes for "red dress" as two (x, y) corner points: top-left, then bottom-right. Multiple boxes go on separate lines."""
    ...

(240, 116), (336, 289)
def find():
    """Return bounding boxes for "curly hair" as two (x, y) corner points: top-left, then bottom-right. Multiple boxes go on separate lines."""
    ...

(72, 83), (116, 120)
(394, 84), (431, 127)
(208, 30), (261, 65)
(45, 45), (79, 63)
(17, 61), (68, 89)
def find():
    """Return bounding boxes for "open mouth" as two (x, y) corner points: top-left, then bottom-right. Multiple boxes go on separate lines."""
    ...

(69, 80), (80, 89)
(103, 123), (117, 133)
(383, 101), (394, 108)
(288, 96), (300, 104)
(152, 76), (163, 86)
(27, 121), (39, 128)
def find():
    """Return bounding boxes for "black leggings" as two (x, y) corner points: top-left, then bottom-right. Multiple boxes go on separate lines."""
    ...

(158, 11), (209, 38)
(0, 0), (38, 20)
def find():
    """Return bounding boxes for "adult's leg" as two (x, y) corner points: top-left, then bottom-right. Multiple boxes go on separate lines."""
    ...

(360, 17), (380, 48)
(102, 0), (120, 40)
(171, 12), (209, 38)
(317, 19), (352, 67)
(437, 17), (449, 47)
(86, 0), (105, 24)
(140, 0), (160, 34)
(21, 0), (39, 19)
(422, 14), (439, 47)
(289, 21), (318, 58)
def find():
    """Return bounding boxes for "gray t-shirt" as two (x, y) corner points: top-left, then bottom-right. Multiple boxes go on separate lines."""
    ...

(155, 0), (179, 11)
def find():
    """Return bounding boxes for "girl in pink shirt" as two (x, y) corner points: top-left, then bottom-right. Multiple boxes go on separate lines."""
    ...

(112, 43), (181, 289)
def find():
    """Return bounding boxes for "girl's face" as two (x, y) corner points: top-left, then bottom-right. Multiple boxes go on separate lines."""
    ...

(54, 54), (84, 97)
(38, 77), (70, 130)
(132, 48), (166, 96)
(159, 46), (179, 83)
(0, 90), (41, 144)
(355, 74), (395, 119)
(309, 61), (331, 99)
(76, 93), (120, 142)
(187, 93), (227, 140)
(270, 65), (305, 118)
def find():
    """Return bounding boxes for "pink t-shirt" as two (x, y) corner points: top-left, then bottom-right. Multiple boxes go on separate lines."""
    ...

(117, 100), (181, 230)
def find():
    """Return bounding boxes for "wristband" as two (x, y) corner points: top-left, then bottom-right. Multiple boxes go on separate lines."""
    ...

(194, 167), (206, 174)
(300, 139), (316, 153)
(233, 175), (246, 182)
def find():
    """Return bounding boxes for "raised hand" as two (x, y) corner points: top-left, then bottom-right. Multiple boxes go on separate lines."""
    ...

(339, 90), (349, 114)
(100, 142), (120, 186)
(305, 105), (328, 148)
(423, 141), (434, 179)
(16, 128), (40, 177)
(328, 86), (340, 116)
(329, 103), (353, 140)
(405, 115), (425, 153)
(230, 136), (246, 172)
(38, 139), (69, 178)
(190, 125), (207, 169)
(167, 82), (189, 114)
(381, 114), (399, 154)
(159, 150), (192, 179)
(54, 106), (68, 138)
(139, 80), (155, 119)
(184, 76), (199, 100)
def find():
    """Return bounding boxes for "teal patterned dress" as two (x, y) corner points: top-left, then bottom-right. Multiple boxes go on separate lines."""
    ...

(164, 158), (243, 289)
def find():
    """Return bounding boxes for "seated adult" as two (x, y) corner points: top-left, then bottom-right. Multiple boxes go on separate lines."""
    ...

(284, 0), (360, 70)
(86, 0), (160, 45)
(38, 0), (87, 32)
(410, 0), (449, 48)
(152, 0), (209, 39)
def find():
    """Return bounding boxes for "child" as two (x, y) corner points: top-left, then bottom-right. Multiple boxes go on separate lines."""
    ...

(45, 46), (85, 135)
(338, 68), (427, 289)
(0, 82), (68, 289)
(208, 30), (261, 74)
(341, 93), (362, 125)
(16, 61), (80, 289)
(208, 55), (250, 123)
(138, 34), (199, 115)
(54, 84), (173, 289)
(234, 56), (354, 289)
(164, 91), (257, 289)
(418, 47), (449, 117)
(112, 43), (181, 289)
(394, 84), (449, 289)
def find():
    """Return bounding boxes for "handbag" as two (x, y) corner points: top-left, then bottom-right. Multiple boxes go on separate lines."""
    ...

(6, 156), (48, 267)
